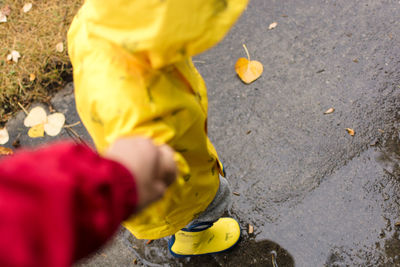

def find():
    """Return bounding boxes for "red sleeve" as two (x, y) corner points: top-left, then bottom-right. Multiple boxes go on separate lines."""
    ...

(0, 142), (138, 267)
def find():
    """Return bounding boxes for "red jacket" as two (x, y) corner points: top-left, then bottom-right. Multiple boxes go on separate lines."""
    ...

(0, 142), (138, 267)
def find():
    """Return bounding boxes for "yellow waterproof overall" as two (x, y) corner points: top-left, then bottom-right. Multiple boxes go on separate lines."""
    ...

(68, 0), (248, 239)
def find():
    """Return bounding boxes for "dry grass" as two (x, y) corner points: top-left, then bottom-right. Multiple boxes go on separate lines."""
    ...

(0, 0), (83, 125)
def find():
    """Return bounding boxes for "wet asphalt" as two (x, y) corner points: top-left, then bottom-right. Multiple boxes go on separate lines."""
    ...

(5, 0), (400, 266)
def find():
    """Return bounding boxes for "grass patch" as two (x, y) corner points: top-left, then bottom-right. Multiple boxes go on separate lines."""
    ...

(0, 0), (83, 125)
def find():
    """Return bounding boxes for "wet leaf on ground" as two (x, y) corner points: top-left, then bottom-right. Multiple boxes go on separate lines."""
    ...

(324, 108), (335, 114)
(24, 106), (65, 138)
(268, 22), (278, 30)
(346, 128), (355, 136)
(24, 106), (47, 127)
(235, 44), (263, 84)
(0, 128), (9, 145)
(28, 124), (45, 138)
(0, 146), (13, 156)
(44, 113), (65, 136)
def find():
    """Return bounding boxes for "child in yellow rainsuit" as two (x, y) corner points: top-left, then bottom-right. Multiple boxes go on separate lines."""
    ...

(68, 0), (248, 257)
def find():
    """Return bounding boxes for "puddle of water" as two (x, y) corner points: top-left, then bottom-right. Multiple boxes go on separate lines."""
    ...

(255, 131), (400, 266)
(123, 228), (294, 267)
(79, 131), (400, 267)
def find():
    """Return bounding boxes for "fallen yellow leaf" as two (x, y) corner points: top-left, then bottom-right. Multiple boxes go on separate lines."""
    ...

(268, 22), (278, 30)
(0, 128), (9, 145)
(44, 113), (65, 136)
(0, 146), (13, 156)
(24, 106), (47, 127)
(346, 128), (355, 136)
(1, 5), (11, 16)
(28, 124), (44, 138)
(6, 50), (21, 63)
(56, 42), (64, 53)
(0, 5), (10, 23)
(235, 44), (263, 84)
(22, 3), (32, 13)
(324, 108), (335, 114)
(0, 12), (6, 23)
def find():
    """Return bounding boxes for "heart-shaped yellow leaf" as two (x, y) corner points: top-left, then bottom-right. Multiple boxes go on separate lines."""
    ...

(235, 58), (263, 84)
(44, 113), (65, 136)
(28, 124), (44, 138)
(24, 106), (47, 127)
(235, 44), (263, 84)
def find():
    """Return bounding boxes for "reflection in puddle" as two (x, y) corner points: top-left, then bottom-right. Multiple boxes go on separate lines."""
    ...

(213, 238), (294, 267)
(123, 228), (294, 267)
(374, 134), (400, 178)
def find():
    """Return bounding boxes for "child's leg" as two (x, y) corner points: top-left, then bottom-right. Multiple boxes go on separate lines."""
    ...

(168, 177), (240, 258)
(186, 176), (232, 228)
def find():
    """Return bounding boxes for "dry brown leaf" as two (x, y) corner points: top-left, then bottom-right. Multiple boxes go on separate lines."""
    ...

(324, 108), (335, 114)
(22, 3), (32, 13)
(235, 44), (263, 84)
(0, 146), (13, 156)
(56, 42), (64, 53)
(29, 73), (36, 81)
(248, 224), (254, 234)
(28, 124), (45, 138)
(346, 128), (355, 136)
(0, 128), (9, 145)
(269, 22), (278, 30)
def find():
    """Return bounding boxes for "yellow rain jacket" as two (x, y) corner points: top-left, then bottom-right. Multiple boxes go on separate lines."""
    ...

(68, 0), (248, 239)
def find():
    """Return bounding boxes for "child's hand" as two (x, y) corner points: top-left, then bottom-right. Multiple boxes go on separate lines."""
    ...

(105, 137), (177, 211)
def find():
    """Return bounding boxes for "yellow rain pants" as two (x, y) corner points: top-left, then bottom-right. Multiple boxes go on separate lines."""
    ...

(68, 0), (248, 239)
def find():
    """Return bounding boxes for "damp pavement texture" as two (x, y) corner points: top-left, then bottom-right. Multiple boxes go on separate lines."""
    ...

(4, 0), (400, 266)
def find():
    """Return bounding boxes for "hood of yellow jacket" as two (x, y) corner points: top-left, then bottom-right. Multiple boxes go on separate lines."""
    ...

(72, 0), (248, 69)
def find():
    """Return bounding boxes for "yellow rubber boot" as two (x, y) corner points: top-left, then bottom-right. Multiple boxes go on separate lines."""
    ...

(168, 217), (241, 257)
